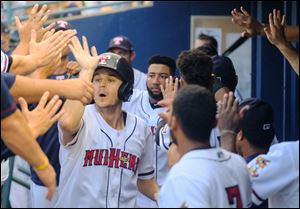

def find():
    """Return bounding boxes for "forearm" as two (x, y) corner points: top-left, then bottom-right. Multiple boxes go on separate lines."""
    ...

(1, 110), (48, 168)
(137, 178), (160, 201)
(10, 55), (38, 75)
(277, 43), (299, 75)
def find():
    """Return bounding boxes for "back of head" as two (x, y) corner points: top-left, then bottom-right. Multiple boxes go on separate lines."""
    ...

(176, 49), (213, 90)
(196, 33), (218, 54)
(108, 35), (133, 52)
(239, 98), (275, 149)
(195, 45), (218, 57)
(148, 55), (176, 76)
(173, 84), (216, 143)
(95, 52), (134, 102)
(212, 55), (238, 92)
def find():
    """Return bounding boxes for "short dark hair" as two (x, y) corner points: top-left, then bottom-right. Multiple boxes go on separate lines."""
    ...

(148, 55), (176, 76)
(173, 85), (216, 143)
(197, 33), (218, 52)
(195, 45), (218, 57)
(176, 49), (213, 90)
(239, 98), (275, 149)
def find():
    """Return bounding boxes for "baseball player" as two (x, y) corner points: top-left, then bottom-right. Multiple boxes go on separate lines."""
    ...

(158, 85), (252, 208)
(248, 140), (299, 208)
(56, 36), (159, 207)
(122, 55), (176, 207)
(107, 35), (147, 90)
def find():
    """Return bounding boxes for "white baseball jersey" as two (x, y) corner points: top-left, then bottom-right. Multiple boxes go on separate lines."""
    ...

(123, 89), (166, 207)
(1, 50), (10, 73)
(133, 68), (147, 91)
(123, 89), (167, 185)
(158, 148), (252, 208)
(248, 140), (299, 208)
(56, 104), (154, 208)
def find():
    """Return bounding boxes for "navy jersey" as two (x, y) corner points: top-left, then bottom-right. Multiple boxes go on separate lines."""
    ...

(30, 73), (68, 186)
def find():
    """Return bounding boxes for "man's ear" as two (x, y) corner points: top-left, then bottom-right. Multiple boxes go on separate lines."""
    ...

(130, 51), (136, 62)
(237, 130), (244, 142)
(170, 116), (178, 131)
(180, 79), (185, 88)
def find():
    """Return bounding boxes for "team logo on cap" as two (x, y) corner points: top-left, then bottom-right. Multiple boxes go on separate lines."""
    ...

(57, 20), (69, 28)
(263, 124), (271, 130)
(113, 37), (124, 45)
(99, 55), (111, 65)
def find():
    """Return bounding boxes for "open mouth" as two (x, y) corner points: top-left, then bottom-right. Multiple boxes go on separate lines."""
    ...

(99, 93), (107, 98)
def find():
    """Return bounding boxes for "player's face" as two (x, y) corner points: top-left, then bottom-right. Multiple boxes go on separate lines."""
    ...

(92, 68), (123, 108)
(147, 64), (170, 101)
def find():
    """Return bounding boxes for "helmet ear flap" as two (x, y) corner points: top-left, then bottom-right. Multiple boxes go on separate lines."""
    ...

(118, 82), (133, 102)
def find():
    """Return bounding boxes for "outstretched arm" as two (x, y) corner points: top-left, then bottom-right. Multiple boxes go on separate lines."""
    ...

(59, 36), (99, 145)
(264, 9), (299, 75)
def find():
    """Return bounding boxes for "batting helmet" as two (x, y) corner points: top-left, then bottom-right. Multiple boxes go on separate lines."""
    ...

(96, 52), (134, 102)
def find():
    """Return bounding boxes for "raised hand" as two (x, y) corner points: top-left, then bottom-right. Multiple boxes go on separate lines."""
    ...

(15, 4), (55, 45)
(18, 91), (65, 138)
(264, 9), (287, 48)
(29, 28), (77, 69)
(231, 6), (264, 37)
(69, 36), (99, 73)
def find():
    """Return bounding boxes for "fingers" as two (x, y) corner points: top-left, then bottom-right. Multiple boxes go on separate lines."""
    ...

(221, 93), (228, 113)
(29, 4), (39, 21)
(273, 9), (280, 28)
(281, 14), (286, 26)
(37, 91), (51, 110)
(239, 105), (250, 118)
(51, 109), (65, 123)
(44, 95), (60, 113)
(225, 92), (234, 112)
(268, 12), (275, 32)
(44, 22), (56, 31)
(15, 16), (23, 29)
(40, 9), (51, 26)
(240, 6), (249, 16)
(35, 4), (48, 23)
(18, 97), (30, 115)
(48, 99), (63, 117)
(82, 36), (89, 52)
(91, 46), (98, 57)
(46, 183), (56, 201)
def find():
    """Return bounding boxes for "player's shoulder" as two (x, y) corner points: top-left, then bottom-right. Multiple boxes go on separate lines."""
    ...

(125, 111), (150, 132)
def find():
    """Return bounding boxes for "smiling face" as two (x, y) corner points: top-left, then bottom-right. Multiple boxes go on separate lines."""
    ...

(92, 68), (123, 108)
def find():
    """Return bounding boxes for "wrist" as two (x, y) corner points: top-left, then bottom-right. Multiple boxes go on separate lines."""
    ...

(34, 157), (49, 171)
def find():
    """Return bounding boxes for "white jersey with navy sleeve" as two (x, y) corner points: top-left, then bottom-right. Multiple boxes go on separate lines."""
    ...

(56, 104), (154, 208)
(158, 148), (252, 208)
(248, 140), (299, 208)
(1, 50), (10, 73)
(123, 89), (166, 207)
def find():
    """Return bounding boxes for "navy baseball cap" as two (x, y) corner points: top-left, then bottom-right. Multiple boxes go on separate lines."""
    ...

(212, 55), (238, 92)
(108, 36), (133, 52)
(239, 98), (275, 149)
(53, 20), (73, 32)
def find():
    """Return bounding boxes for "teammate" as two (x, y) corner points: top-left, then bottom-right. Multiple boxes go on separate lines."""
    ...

(108, 35), (147, 90)
(122, 55), (176, 207)
(56, 36), (159, 207)
(157, 85), (252, 207)
(217, 92), (299, 208)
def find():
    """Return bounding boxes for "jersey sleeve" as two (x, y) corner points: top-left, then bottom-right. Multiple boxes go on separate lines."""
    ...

(157, 123), (172, 152)
(1, 50), (11, 73)
(1, 77), (17, 119)
(137, 126), (155, 180)
(247, 142), (298, 205)
(1, 72), (16, 89)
